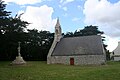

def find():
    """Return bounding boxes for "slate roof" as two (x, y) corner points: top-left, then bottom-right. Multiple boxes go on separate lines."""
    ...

(52, 35), (104, 56)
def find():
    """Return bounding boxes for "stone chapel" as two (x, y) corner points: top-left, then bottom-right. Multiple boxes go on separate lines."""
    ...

(47, 19), (106, 65)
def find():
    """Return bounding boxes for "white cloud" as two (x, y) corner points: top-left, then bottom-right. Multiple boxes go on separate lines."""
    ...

(83, 0), (120, 51)
(60, 0), (74, 5)
(84, 0), (120, 37)
(104, 35), (119, 52)
(21, 5), (56, 31)
(60, 0), (64, 3)
(63, 7), (68, 11)
(77, 5), (83, 10)
(3, 0), (42, 5)
(72, 17), (81, 22)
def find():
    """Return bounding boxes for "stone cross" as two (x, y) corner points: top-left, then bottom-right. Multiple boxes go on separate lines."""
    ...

(12, 41), (26, 65)
(18, 42), (21, 56)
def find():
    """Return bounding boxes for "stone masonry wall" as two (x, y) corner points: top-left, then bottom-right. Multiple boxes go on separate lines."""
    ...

(47, 55), (106, 65)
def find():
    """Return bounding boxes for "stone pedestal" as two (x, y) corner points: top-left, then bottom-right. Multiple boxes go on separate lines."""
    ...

(12, 56), (26, 65)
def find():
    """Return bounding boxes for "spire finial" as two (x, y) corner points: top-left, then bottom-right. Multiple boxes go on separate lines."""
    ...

(57, 17), (59, 23)
(57, 17), (59, 21)
(56, 17), (60, 27)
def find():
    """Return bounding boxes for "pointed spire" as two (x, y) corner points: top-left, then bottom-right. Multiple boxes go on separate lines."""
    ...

(54, 17), (62, 42)
(55, 18), (61, 28)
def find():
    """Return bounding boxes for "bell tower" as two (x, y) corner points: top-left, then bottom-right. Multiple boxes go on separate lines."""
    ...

(47, 18), (62, 64)
(54, 18), (62, 42)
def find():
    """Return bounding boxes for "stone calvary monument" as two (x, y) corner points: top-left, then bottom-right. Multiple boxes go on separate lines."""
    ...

(47, 18), (106, 65)
(12, 42), (26, 65)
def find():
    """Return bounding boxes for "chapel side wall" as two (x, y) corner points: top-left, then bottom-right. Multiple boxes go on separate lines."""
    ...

(49, 55), (106, 65)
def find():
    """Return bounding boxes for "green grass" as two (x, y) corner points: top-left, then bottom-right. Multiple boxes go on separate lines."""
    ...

(0, 61), (120, 80)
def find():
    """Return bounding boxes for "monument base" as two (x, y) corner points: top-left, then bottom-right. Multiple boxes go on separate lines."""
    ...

(12, 56), (26, 65)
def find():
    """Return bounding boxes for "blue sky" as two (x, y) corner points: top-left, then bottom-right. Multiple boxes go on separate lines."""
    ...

(3, 0), (120, 51)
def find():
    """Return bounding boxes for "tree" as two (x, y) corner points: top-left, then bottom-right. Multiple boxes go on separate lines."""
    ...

(0, 0), (29, 60)
(0, 0), (11, 60)
(64, 32), (74, 38)
(64, 25), (104, 37)
(0, 0), (11, 34)
(74, 25), (104, 36)
(20, 29), (54, 61)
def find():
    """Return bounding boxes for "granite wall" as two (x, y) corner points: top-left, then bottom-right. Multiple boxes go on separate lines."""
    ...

(47, 55), (106, 65)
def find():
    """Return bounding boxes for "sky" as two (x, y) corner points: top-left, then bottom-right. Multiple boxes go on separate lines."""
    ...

(3, 0), (120, 52)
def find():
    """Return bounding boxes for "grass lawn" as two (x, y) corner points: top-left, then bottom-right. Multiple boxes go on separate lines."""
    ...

(0, 61), (120, 80)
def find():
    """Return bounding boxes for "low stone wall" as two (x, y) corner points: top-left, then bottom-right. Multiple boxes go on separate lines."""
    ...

(47, 55), (106, 65)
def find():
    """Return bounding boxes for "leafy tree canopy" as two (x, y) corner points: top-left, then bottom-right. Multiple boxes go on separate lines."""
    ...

(64, 25), (104, 38)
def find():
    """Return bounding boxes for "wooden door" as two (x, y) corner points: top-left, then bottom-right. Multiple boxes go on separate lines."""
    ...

(70, 58), (74, 65)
